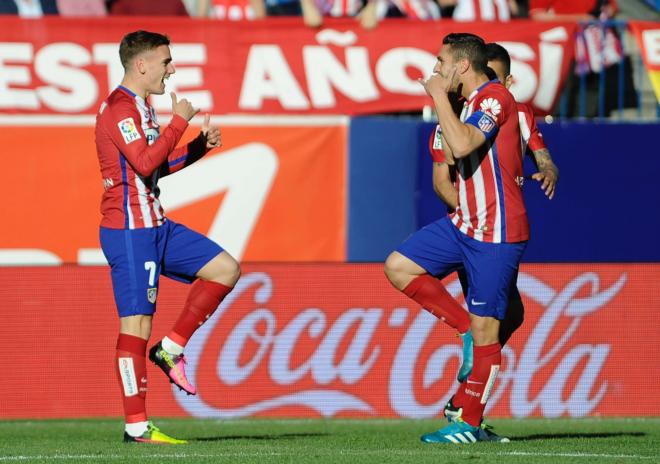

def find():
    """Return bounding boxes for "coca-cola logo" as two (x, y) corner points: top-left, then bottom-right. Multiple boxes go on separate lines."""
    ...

(174, 269), (626, 418)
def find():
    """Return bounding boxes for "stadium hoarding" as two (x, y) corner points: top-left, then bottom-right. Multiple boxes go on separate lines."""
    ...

(0, 121), (347, 264)
(629, 21), (660, 105)
(1, 263), (658, 419)
(0, 17), (575, 116)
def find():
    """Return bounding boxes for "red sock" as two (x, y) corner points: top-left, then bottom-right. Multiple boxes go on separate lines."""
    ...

(115, 334), (148, 424)
(460, 343), (501, 427)
(453, 381), (469, 408)
(402, 275), (470, 333)
(168, 279), (232, 346)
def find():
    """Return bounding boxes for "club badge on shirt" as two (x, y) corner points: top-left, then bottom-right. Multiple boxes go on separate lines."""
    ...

(477, 114), (496, 133)
(147, 287), (157, 304)
(118, 117), (141, 144)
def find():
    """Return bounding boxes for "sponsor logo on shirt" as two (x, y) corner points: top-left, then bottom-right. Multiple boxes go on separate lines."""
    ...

(118, 117), (141, 144)
(480, 98), (501, 120)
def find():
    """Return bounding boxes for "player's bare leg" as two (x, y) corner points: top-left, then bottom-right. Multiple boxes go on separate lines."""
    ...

(150, 251), (240, 395)
(385, 252), (473, 381)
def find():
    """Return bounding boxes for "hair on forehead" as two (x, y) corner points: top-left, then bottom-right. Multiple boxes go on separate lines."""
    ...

(119, 30), (170, 69)
(442, 33), (487, 74)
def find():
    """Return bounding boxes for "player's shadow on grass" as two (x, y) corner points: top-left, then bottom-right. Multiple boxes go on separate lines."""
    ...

(193, 432), (329, 442)
(514, 432), (645, 441)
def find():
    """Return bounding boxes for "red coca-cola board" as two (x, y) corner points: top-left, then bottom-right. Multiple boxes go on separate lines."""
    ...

(1, 263), (658, 419)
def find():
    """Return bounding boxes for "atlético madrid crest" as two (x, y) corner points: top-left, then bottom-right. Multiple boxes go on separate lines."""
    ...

(147, 288), (157, 304)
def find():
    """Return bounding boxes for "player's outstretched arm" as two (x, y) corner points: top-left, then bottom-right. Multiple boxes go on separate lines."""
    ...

(530, 148), (559, 199)
(161, 114), (222, 177)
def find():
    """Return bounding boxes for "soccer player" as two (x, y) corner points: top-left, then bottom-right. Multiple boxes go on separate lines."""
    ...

(431, 42), (560, 442)
(385, 32), (528, 444)
(95, 30), (240, 444)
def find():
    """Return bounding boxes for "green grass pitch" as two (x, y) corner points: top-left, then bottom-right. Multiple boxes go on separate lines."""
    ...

(0, 418), (657, 463)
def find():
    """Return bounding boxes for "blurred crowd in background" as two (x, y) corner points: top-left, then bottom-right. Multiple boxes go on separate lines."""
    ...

(0, 0), (634, 26)
(1, 0), (658, 118)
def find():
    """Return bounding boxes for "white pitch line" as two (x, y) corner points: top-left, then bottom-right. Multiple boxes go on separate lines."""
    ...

(0, 450), (654, 461)
(492, 451), (654, 460)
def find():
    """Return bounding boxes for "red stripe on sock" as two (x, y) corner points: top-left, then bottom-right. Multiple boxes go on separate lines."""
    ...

(116, 333), (147, 355)
(169, 279), (232, 346)
(460, 342), (501, 427)
(116, 334), (148, 424)
(402, 275), (470, 333)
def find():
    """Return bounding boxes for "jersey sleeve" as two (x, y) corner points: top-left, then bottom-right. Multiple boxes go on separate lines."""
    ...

(160, 132), (209, 177)
(464, 87), (509, 142)
(524, 109), (547, 152)
(428, 124), (447, 163)
(105, 99), (189, 177)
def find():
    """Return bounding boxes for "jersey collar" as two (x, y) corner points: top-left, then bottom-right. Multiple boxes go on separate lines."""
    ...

(467, 79), (499, 103)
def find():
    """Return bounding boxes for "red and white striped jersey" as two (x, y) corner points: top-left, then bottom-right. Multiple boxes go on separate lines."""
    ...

(453, 0), (511, 21)
(210, 0), (254, 20)
(317, 0), (363, 17)
(430, 101), (546, 161)
(516, 101), (546, 155)
(430, 101), (547, 162)
(452, 80), (528, 243)
(386, 0), (441, 19)
(95, 86), (206, 229)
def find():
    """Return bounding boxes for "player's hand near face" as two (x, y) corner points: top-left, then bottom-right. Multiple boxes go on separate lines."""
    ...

(201, 114), (222, 150)
(419, 67), (457, 97)
(171, 92), (199, 121)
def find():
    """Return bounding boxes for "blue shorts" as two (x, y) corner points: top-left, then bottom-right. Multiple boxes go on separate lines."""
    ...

(100, 220), (224, 317)
(397, 217), (526, 320)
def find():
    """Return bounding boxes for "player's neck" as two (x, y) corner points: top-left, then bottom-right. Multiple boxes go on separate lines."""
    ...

(460, 73), (490, 99)
(119, 78), (147, 100)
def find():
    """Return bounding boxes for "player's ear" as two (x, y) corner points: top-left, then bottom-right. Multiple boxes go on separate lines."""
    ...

(505, 74), (514, 89)
(135, 57), (147, 75)
(458, 58), (470, 75)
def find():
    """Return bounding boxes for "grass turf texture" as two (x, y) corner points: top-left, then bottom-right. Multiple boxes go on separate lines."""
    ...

(0, 418), (657, 463)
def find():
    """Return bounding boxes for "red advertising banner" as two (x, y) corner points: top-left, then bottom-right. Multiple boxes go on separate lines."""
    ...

(629, 21), (660, 105)
(1, 263), (658, 419)
(0, 17), (576, 116)
(0, 121), (347, 263)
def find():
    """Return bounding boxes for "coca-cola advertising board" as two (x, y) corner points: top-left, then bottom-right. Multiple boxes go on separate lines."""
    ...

(1, 263), (658, 419)
(0, 17), (576, 116)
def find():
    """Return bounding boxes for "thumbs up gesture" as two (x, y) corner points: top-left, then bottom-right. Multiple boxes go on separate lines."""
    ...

(170, 92), (199, 121)
(201, 113), (222, 150)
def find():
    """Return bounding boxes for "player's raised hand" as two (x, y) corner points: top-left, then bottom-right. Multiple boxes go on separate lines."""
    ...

(419, 67), (457, 97)
(531, 170), (558, 200)
(171, 92), (199, 122)
(201, 113), (222, 150)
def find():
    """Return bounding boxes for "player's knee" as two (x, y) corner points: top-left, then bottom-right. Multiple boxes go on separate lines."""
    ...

(218, 255), (240, 286)
(384, 252), (403, 283)
(228, 259), (241, 285)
